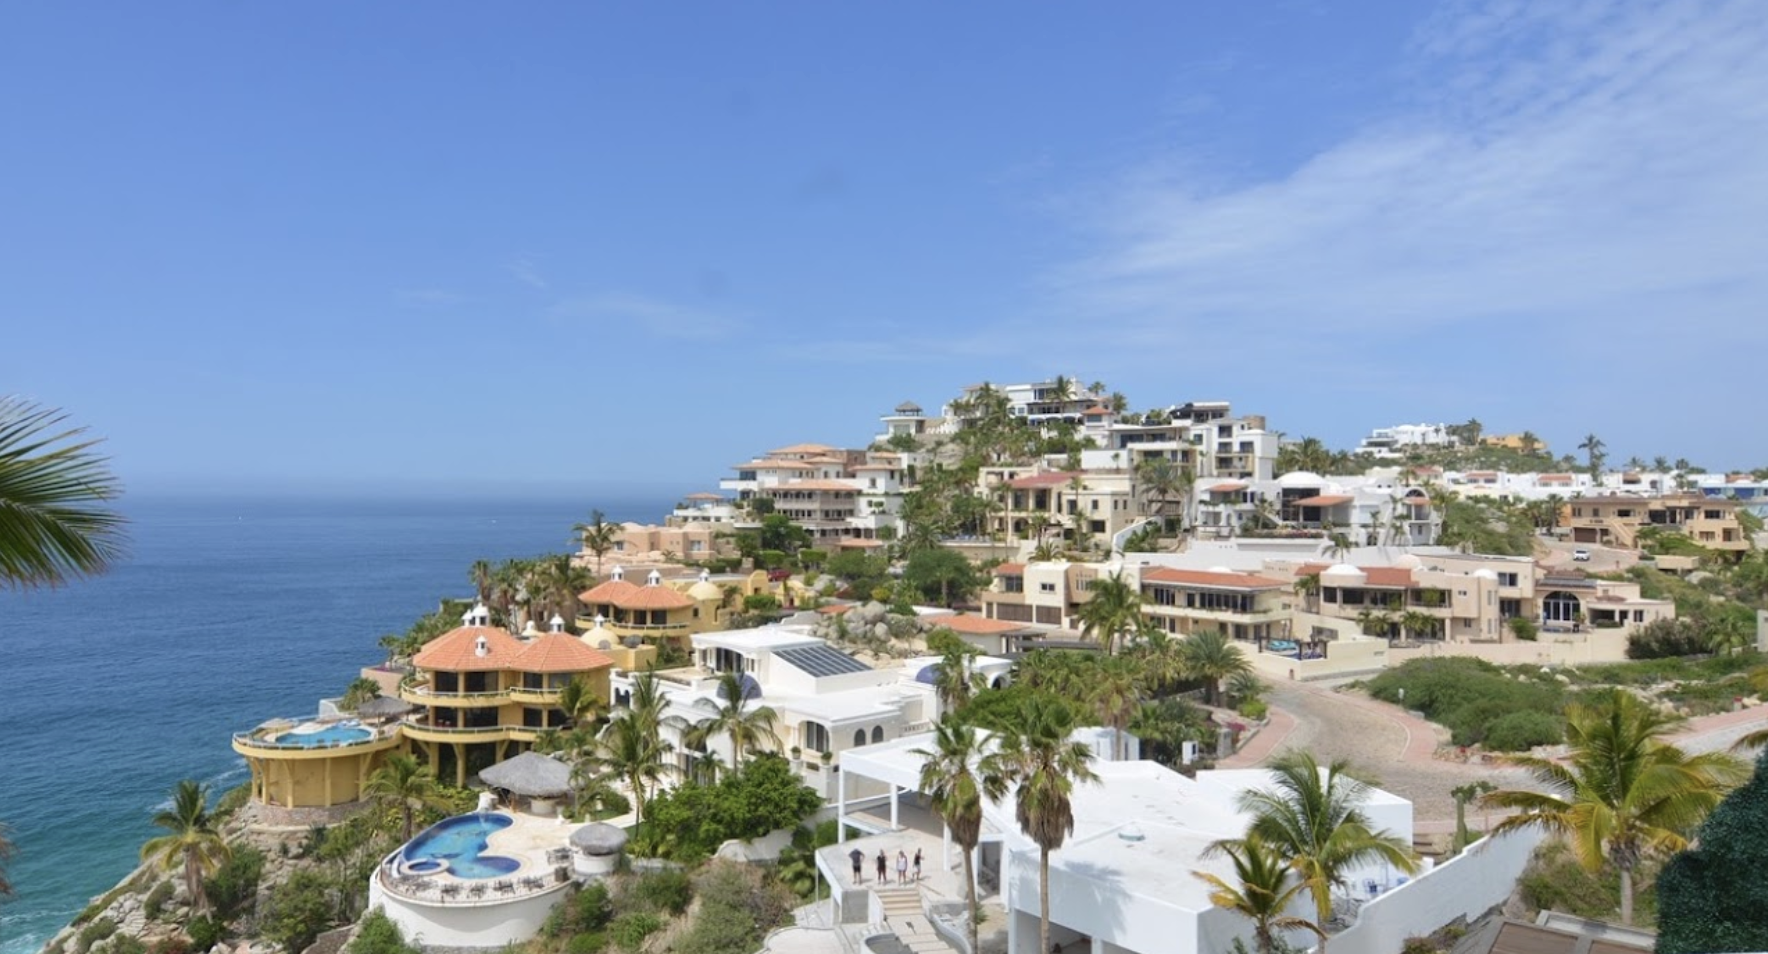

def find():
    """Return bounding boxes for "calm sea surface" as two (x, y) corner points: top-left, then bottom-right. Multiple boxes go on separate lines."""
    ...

(0, 494), (669, 954)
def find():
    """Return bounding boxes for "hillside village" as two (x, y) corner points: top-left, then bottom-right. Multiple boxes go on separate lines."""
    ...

(49, 378), (1768, 954)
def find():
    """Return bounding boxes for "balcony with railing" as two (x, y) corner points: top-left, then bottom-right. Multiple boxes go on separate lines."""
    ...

(400, 682), (511, 707)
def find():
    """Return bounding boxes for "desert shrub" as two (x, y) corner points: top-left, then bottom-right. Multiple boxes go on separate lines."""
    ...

(1369, 658), (1565, 746)
(205, 845), (265, 923)
(633, 755), (821, 861)
(1400, 937), (1438, 954)
(628, 869), (693, 915)
(566, 934), (606, 954)
(1509, 617), (1538, 641)
(109, 936), (147, 954)
(76, 919), (117, 954)
(185, 918), (223, 954)
(543, 882), (612, 939)
(1515, 840), (1654, 923)
(143, 881), (175, 921)
(258, 871), (334, 954)
(1483, 710), (1563, 751)
(609, 912), (663, 952)
(1627, 619), (1712, 659)
(347, 910), (420, 954)
(1238, 699), (1269, 720)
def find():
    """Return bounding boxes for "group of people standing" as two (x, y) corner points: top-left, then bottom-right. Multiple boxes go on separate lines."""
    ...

(850, 846), (922, 885)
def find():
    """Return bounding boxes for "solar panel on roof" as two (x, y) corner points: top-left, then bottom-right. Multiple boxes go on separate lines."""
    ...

(776, 644), (871, 678)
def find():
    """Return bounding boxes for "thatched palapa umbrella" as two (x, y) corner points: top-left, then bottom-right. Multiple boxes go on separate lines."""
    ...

(480, 751), (573, 799)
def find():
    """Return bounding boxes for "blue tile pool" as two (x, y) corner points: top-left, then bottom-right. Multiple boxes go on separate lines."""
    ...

(283, 722), (373, 747)
(400, 812), (520, 880)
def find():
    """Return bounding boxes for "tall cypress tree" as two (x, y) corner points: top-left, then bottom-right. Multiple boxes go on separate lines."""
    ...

(1657, 749), (1768, 953)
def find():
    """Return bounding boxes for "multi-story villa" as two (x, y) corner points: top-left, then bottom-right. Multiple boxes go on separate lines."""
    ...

(951, 378), (1104, 426)
(1139, 567), (1293, 643)
(978, 467), (1143, 545)
(1188, 471), (1442, 545)
(718, 443), (909, 544)
(576, 566), (728, 650)
(1088, 402), (1278, 482)
(1354, 423), (1458, 458)
(608, 625), (952, 800)
(1563, 493), (1749, 556)
(399, 608), (615, 786)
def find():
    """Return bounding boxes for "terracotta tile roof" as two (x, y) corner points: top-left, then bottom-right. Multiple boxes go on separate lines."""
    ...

(1539, 474), (1574, 484)
(934, 614), (1031, 635)
(414, 625), (528, 672)
(1209, 482), (1248, 492)
(1082, 405), (1111, 417)
(684, 492), (724, 500)
(1466, 471), (1498, 478)
(512, 633), (615, 673)
(578, 579), (695, 610)
(1141, 567), (1286, 590)
(753, 460), (816, 470)
(837, 538), (886, 548)
(1293, 494), (1354, 507)
(802, 456), (848, 464)
(852, 464), (898, 471)
(771, 479), (860, 492)
(994, 562), (1026, 575)
(770, 442), (839, 455)
(1007, 472), (1081, 490)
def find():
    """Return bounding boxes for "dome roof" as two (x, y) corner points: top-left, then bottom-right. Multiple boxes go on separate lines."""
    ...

(688, 580), (723, 601)
(716, 674), (763, 702)
(570, 823), (629, 855)
(1320, 563), (1366, 583)
(1472, 568), (1499, 580)
(1278, 471), (1325, 487)
(915, 664), (941, 685)
(1207, 566), (1235, 575)
(1393, 554), (1423, 570)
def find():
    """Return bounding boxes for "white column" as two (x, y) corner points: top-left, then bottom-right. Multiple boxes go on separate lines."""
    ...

(837, 763), (848, 844)
(943, 821), (952, 869)
(889, 782), (899, 830)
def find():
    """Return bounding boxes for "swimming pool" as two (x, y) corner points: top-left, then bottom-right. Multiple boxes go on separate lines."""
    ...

(400, 813), (520, 879)
(282, 723), (374, 747)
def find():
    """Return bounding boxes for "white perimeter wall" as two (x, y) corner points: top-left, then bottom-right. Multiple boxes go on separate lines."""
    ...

(367, 877), (571, 949)
(1323, 828), (1544, 954)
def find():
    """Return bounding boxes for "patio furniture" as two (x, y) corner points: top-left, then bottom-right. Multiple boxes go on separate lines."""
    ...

(468, 883), (488, 898)
(495, 879), (515, 893)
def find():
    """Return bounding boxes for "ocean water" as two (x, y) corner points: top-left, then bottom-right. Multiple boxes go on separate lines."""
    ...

(0, 494), (668, 954)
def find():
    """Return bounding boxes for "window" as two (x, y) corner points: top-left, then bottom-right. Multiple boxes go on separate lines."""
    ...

(853, 730), (867, 748)
(802, 722), (829, 754)
(1497, 572), (1519, 587)
(1039, 582), (1056, 593)
(1003, 576), (1024, 593)
(871, 726), (884, 744)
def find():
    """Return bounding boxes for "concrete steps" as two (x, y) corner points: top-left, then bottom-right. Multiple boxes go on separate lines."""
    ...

(873, 886), (954, 954)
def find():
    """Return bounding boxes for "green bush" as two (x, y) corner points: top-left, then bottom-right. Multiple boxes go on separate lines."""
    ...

(1628, 619), (1714, 660)
(143, 881), (174, 921)
(259, 871), (335, 954)
(1515, 840), (1647, 923)
(1237, 699), (1269, 720)
(566, 933), (607, 954)
(634, 755), (822, 861)
(1368, 658), (1565, 746)
(110, 936), (147, 954)
(185, 917), (224, 954)
(347, 910), (420, 954)
(544, 882), (613, 939)
(629, 869), (694, 915)
(742, 593), (780, 613)
(1509, 617), (1538, 641)
(609, 912), (664, 952)
(76, 919), (117, 954)
(1657, 750), (1768, 952)
(1483, 710), (1563, 751)
(205, 845), (265, 923)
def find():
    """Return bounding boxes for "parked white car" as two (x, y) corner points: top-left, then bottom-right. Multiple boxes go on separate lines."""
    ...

(1572, 548), (1591, 562)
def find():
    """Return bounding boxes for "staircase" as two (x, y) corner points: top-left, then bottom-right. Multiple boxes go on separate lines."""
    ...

(873, 886), (955, 954)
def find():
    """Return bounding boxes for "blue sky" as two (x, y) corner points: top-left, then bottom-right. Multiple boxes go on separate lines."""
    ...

(4, 0), (1764, 499)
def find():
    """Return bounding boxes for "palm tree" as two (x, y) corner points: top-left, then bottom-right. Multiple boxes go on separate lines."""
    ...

(1518, 431), (1542, 456)
(140, 780), (231, 915)
(981, 698), (1099, 954)
(363, 753), (450, 842)
(1480, 690), (1745, 925)
(912, 720), (988, 954)
(1578, 433), (1608, 478)
(557, 677), (603, 728)
(1237, 752), (1418, 946)
(1293, 574), (1321, 613)
(594, 713), (675, 822)
(1180, 630), (1253, 707)
(1136, 456), (1185, 529)
(1075, 571), (1145, 656)
(0, 397), (126, 588)
(1088, 656), (1142, 761)
(691, 671), (781, 767)
(1195, 835), (1324, 954)
(469, 559), (494, 604)
(927, 629), (986, 715)
(573, 509), (622, 575)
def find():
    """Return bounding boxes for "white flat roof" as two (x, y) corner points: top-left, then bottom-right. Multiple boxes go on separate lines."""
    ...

(693, 624), (822, 652)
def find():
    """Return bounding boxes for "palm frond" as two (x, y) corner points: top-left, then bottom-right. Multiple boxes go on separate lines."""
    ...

(0, 397), (126, 588)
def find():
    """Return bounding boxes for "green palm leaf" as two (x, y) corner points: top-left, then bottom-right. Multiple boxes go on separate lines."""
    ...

(0, 397), (126, 588)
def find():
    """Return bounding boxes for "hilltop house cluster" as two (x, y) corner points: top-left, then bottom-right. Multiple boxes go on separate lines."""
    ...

(214, 377), (1759, 954)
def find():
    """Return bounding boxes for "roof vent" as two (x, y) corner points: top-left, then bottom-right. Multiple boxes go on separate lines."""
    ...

(550, 614), (566, 632)
(463, 602), (491, 626)
(474, 635), (489, 658)
(699, 568), (712, 583)
(610, 566), (625, 582)
(646, 569), (663, 587)
(1118, 824), (1145, 843)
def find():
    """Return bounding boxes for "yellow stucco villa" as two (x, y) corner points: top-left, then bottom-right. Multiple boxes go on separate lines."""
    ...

(576, 566), (728, 649)
(233, 606), (616, 805)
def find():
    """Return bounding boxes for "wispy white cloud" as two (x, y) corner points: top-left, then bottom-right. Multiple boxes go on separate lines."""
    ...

(509, 257), (549, 290)
(545, 291), (743, 339)
(1057, 0), (1768, 349)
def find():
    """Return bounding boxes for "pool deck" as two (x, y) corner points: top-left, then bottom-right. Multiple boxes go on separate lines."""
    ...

(379, 810), (579, 904)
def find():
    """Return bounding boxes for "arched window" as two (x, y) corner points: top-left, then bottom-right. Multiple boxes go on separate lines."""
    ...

(854, 729), (867, 748)
(871, 726), (885, 744)
(1543, 591), (1581, 624)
